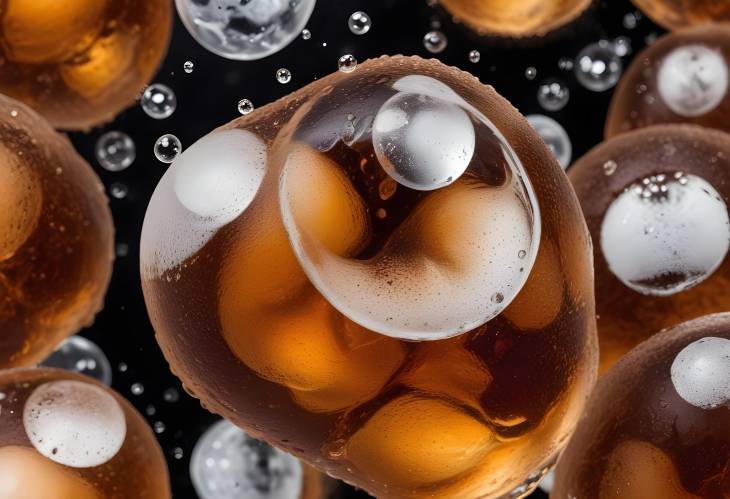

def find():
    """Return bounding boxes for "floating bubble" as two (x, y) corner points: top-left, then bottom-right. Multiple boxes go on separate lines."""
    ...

(575, 41), (623, 92)
(525, 67), (537, 80)
(537, 79), (570, 111)
(141, 83), (177, 120)
(175, 0), (316, 61)
(301, 29), (311, 40)
(41, 336), (113, 386)
(348, 11), (371, 35)
(468, 49), (481, 63)
(526, 114), (572, 169)
(276, 68), (292, 84)
(95, 131), (136, 172)
(190, 419), (303, 499)
(423, 30), (447, 54)
(338, 54), (357, 73)
(238, 98), (255, 115)
(184, 61), (194, 73)
(671, 336), (730, 409)
(612, 36), (632, 57)
(154, 134), (182, 163)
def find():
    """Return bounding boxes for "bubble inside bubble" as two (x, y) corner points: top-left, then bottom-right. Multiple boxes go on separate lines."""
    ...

(601, 172), (730, 296)
(671, 336), (730, 410)
(23, 380), (126, 468)
(657, 44), (729, 118)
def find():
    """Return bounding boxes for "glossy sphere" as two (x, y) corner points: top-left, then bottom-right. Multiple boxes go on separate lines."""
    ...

(606, 24), (730, 137)
(0, 0), (172, 130)
(141, 56), (597, 498)
(570, 124), (730, 372)
(439, 0), (591, 37)
(0, 95), (113, 369)
(631, 0), (730, 30)
(553, 313), (730, 498)
(0, 368), (170, 498)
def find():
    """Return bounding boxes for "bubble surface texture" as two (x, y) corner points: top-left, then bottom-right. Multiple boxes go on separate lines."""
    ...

(671, 336), (730, 409)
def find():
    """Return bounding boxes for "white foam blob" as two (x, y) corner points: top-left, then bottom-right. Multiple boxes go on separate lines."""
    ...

(372, 92), (475, 191)
(539, 469), (555, 494)
(658, 44), (729, 117)
(23, 380), (126, 468)
(141, 129), (267, 276)
(671, 337), (730, 410)
(601, 172), (730, 296)
(526, 114), (572, 170)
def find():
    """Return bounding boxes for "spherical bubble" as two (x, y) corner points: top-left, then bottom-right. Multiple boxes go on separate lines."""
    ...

(468, 49), (481, 63)
(671, 337), (730, 409)
(372, 92), (475, 191)
(526, 114), (572, 169)
(183, 61), (194, 74)
(238, 99), (255, 115)
(190, 419), (304, 499)
(276, 68), (292, 84)
(537, 79), (570, 111)
(338, 54), (357, 73)
(23, 380), (126, 468)
(175, 0), (316, 61)
(95, 131), (136, 172)
(575, 41), (623, 92)
(154, 134), (182, 163)
(657, 44), (728, 117)
(41, 335), (113, 386)
(601, 172), (730, 296)
(423, 30), (447, 53)
(141, 84), (177, 120)
(348, 11), (371, 35)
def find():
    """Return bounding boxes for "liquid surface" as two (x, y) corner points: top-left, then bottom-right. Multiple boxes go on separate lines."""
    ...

(631, 0), (730, 30)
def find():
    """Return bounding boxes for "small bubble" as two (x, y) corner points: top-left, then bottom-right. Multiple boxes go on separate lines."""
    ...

(468, 50), (481, 63)
(348, 11), (371, 35)
(537, 80), (570, 111)
(163, 388), (180, 403)
(153, 421), (166, 434)
(623, 12), (638, 29)
(612, 36), (632, 57)
(173, 447), (184, 460)
(276, 68), (292, 84)
(141, 83), (177, 119)
(518, 250), (527, 259)
(131, 383), (144, 395)
(301, 29), (311, 40)
(109, 182), (128, 199)
(525, 67), (537, 80)
(338, 54), (358, 73)
(95, 131), (136, 172)
(423, 31), (447, 54)
(237, 98), (254, 115)
(603, 160), (618, 176)
(10, 109), (18, 118)
(118, 362), (128, 372)
(146, 405), (157, 416)
(154, 134), (182, 163)
(558, 57), (574, 71)
(183, 61), (194, 73)
(116, 243), (129, 257)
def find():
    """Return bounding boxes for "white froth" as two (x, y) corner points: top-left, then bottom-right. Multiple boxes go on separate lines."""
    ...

(671, 337), (730, 410)
(392, 74), (464, 104)
(601, 173), (730, 296)
(140, 129), (267, 276)
(23, 380), (126, 468)
(658, 44), (728, 117)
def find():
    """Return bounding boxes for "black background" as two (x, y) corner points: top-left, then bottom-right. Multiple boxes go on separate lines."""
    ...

(65, 1), (665, 497)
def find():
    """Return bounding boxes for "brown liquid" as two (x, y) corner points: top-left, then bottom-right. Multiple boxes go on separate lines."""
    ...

(0, 0), (172, 130)
(0, 368), (170, 499)
(141, 56), (598, 498)
(605, 24), (730, 138)
(631, 0), (730, 30)
(554, 313), (730, 498)
(0, 94), (113, 369)
(569, 124), (730, 372)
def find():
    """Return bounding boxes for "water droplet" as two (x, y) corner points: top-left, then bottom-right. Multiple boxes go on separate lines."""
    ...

(537, 79), (570, 111)
(338, 54), (358, 73)
(525, 67), (537, 80)
(301, 28), (311, 40)
(423, 30), (447, 54)
(95, 131), (136, 172)
(183, 61), (194, 73)
(154, 134), (182, 163)
(141, 83), (177, 119)
(468, 49), (481, 63)
(574, 41), (623, 92)
(276, 68), (292, 84)
(237, 98), (254, 115)
(109, 182), (128, 199)
(348, 11), (371, 35)
(603, 160), (618, 176)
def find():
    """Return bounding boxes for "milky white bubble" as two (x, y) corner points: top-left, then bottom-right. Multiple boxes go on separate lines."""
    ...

(23, 380), (126, 468)
(671, 337), (730, 409)
(658, 44), (728, 117)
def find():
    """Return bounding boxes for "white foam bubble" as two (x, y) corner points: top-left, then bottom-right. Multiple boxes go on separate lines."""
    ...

(658, 44), (728, 117)
(23, 380), (126, 468)
(671, 337), (730, 410)
(141, 129), (267, 276)
(601, 173), (730, 296)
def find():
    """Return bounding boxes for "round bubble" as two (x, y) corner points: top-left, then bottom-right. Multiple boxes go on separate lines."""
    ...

(23, 380), (126, 468)
(601, 172), (730, 296)
(526, 114), (572, 169)
(537, 79), (570, 111)
(190, 419), (303, 499)
(175, 0), (316, 61)
(141, 84), (177, 120)
(95, 131), (136, 172)
(575, 41), (623, 92)
(41, 336), (113, 386)
(154, 134), (182, 163)
(671, 337), (730, 410)
(348, 11), (371, 35)
(658, 44), (729, 118)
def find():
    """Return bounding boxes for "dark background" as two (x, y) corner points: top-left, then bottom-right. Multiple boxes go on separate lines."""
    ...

(66, 1), (665, 497)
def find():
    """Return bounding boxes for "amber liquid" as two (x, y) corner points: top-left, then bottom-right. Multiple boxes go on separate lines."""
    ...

(631, 0), (730, 29)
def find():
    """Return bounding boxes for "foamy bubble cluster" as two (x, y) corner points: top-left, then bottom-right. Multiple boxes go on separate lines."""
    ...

(23, 380), (126, 468)
(658, 44), (729, 117)
(141, 129), (267, 275)
(671, 337), (730, 409)
(601, 172), (730, 296)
